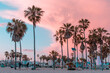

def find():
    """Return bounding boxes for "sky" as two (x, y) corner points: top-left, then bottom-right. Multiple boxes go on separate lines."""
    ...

(0, 0), (110, 61)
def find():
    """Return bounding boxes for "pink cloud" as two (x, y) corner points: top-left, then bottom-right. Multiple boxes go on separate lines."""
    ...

(0, 0), (110, 59)
(0, 23), (6, 27)
(23, 49), (33, 52)
(0, 0), (110, 32)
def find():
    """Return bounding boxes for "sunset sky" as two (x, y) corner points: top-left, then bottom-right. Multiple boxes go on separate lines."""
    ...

(0, 0), (110, 61)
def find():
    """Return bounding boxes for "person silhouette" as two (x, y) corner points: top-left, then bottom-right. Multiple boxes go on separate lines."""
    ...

(26, 62), (29, 69)
(19, 62), (22, 69)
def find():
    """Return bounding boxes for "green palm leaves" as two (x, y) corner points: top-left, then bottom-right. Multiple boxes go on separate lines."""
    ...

(61, 23), (73, 39)
(24, 5), (44, 26)
(7, 18), (27, 42)
(6, 18), (27, 70)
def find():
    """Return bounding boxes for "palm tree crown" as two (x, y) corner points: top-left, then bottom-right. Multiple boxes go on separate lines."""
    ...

(24, 5), (44, 26)
(6, 18), (27, 42)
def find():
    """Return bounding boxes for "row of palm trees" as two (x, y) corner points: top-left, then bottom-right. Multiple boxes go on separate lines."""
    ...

(5, 4), (110, 70)
(54, 19), (110, 70)
(39, 50), (86, 69)
(40, 50), (64, 69)
(54, 19), (89, 69)
(6, 5), (44, 70)
(5, 50), (30, 64)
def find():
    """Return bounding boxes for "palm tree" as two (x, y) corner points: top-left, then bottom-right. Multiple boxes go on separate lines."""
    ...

(87, 29), (98, 69)
(63, 55), (67, 63)
(60, 23), (73, 62)
(18, 20), (27, 63)
(80, 41), (85, 69)
(10, 50), (15, 62)
(22, 54), (30, 61)
(40, 55), (46, 66)
(54, 29), (66, 69)
(6, 18), (26, 70)
(5, 51), (9, 66)
(79, 19), (90, 68)
(40, 56), (42, 65)
(96, 27), (108, 70)
(24, 5), (44, 69)
(72, 25), (81, 67)
(5, 51), (9, 61)
(45, 56), (50, 63)
(49, 50), (59, 70)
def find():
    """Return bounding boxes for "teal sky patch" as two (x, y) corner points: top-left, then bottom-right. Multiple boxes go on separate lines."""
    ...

(0, 2), (17, 10)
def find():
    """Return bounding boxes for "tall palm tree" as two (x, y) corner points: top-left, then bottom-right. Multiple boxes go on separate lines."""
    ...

(96, 27), (108, 70)
(87, 29), (98, 69)
(54, 29), (66, 69)
(60, 23), (73, 62)
(79, 19), (90, 68)
(24, 5), (44, 69)
(80, 41), (85, 69)
(49, 50), (59, 70)
(18, 20), (27, 63)
(6, 18), (27, 70)
(72, 25), (81, 67)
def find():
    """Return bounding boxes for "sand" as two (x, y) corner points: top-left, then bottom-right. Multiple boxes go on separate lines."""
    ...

(0, 67), (110, 73)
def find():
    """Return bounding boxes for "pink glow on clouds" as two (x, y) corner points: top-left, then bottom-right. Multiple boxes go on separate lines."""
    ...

(0, 0), (110, 59)
(0, 23), (6, 27)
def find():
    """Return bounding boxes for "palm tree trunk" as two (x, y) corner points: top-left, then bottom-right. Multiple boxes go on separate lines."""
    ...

(67, 39), (69, 62)
(20, 41), (22, 63)
(43, 60), (44, 67)
(90, 58), (92, 69)
(84, 30), (87, 68)
(101, 45), (103, 71)
(61, 44), (63, 69)
(33, 25), (36, 69)
(74, 42), (76, 66)
(76, 45), (79, 67)
(15, 41), (17, 70)
(53, 59), (55, 70)
(82, 51), (84, 69)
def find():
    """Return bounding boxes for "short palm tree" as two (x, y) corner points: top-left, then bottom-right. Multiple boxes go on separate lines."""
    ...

(5, 51), (9, 61)
(22, 54), (30, 61)
(79, 19), (90, 67)
(60, 23), (73, 62)
(54, 29), (66, 69)
(45, 56), (50, 63)
(49, 50), (59, 70)
(40, 55), (46, 66)
(6, 18), (26, 70)
(10, 50), (15, 61)
(24, 5), (44, 69)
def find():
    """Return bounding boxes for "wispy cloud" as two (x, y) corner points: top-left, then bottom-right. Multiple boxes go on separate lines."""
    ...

(0, 0), (110, 58)
(23, 49), (33, 52)
(0, 23), (6, 27)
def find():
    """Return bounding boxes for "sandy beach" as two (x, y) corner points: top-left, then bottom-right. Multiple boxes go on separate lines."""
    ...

(0, 67), (110, 73)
